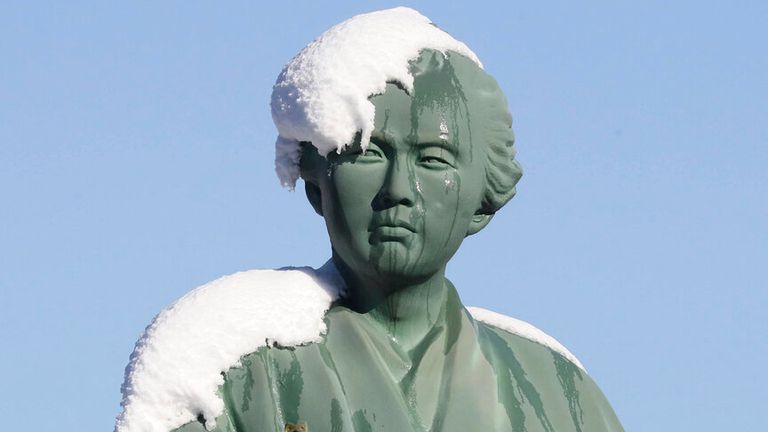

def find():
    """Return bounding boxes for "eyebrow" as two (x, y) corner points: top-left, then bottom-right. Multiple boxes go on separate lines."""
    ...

(415, 140), (459, 155)
(369, 131), (394, 146)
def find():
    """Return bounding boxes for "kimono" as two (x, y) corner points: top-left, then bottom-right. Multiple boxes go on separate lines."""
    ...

(118, 264), (623, 432)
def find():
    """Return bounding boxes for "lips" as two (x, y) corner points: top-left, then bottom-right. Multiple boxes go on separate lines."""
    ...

(373, 225), (413, 237)
(369, 218), (416, 233)
(369, 215), (416, 240)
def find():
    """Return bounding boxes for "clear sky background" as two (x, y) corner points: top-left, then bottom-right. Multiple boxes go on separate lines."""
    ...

(1, 1), (765, 431)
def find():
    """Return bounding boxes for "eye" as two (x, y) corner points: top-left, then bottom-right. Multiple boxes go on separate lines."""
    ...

(360, 148), (383, 158)
(353, 146), (384, 160)
(347, 143), (385, 163)
(418, 146), (456, 169)
(420, 155), (450, 165)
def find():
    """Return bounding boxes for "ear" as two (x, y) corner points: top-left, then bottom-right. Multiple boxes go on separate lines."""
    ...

(466, 213), (494, 236)
(304, 181), (324, 216)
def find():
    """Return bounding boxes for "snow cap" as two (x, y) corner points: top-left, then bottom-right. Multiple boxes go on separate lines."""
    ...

(271, 7), (483, 188)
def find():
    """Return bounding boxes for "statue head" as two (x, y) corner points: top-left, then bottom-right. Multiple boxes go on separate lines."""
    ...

(299, 50), (521, 285)
(271, 8), (521, 287)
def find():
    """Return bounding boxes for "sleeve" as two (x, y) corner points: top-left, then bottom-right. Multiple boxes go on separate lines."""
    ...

(172, 349), (286, 432)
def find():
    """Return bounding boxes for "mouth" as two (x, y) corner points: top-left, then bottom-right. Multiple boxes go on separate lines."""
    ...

(372, 225), (414, 237)
(370, 219), (416, 233)
(369, 218), (416, 241)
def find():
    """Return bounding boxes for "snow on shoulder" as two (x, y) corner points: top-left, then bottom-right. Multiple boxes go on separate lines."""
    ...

(115, 262), (344, 432)
(271, 7), (482, 188)
(467, 306), (587, 371)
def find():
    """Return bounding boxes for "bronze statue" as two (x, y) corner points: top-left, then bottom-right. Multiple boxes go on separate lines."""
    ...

(117, 8), (623, 432)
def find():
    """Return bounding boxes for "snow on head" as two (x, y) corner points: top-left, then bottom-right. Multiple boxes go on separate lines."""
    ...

(271, 6), (482, 188)
(115, 263), (344, 432)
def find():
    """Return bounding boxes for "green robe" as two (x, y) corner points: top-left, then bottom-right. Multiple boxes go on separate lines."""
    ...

(175, 283), (623, 432)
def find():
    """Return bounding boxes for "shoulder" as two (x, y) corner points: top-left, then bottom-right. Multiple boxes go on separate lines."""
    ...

(116, 263), (344, 432)
(467, 306), (586, 371)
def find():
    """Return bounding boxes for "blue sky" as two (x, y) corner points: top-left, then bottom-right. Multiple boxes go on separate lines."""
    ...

(1, 1), (765, 430)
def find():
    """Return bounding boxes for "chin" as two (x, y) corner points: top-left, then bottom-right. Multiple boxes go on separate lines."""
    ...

(367, 244), (437, 281)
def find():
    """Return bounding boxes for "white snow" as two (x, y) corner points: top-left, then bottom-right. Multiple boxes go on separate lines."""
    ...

(115, 262), (344, 432)
(467, 306), (587, 371)
(271, 6), (482, 188)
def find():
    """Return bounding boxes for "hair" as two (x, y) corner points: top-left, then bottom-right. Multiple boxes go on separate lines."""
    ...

(474, 71), (523, 215)
(301, 49), (522, 215)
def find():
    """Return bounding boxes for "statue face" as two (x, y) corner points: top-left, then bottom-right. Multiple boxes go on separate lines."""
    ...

(310, 58), (493, 283)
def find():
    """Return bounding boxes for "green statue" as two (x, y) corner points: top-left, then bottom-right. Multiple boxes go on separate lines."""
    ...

(116, 8), (623, 432)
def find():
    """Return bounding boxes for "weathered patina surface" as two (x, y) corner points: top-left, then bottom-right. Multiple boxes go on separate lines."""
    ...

(173, 50), (623, 432)
(176, 281), (621, 432)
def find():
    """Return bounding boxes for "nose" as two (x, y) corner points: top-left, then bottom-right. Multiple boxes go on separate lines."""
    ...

(374, 158), (416, 209)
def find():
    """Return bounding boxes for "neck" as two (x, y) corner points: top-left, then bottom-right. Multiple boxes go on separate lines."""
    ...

(332, 253), (459, 352)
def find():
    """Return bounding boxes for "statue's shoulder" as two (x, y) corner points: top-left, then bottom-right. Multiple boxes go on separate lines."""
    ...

(467, 306), (586, 371)
(116, 263), (344, 432)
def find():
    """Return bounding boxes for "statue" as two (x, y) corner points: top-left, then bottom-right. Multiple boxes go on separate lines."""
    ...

(116, 7), (623, 432)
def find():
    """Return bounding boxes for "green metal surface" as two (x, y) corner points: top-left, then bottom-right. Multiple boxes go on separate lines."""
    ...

(178, 285), (621, 432)
(175, 51), (622, 431)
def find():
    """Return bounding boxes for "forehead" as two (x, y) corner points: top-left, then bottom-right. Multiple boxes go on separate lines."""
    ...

(370, 82), (471, 152)
(368, 51), (502, 151)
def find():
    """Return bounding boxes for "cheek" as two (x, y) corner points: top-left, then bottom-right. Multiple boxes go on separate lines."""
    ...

(322, 165), (384, 233)
(418, 171), (477, 237)
(332, 163), (386, 196)
(420, 170), (479, 207)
